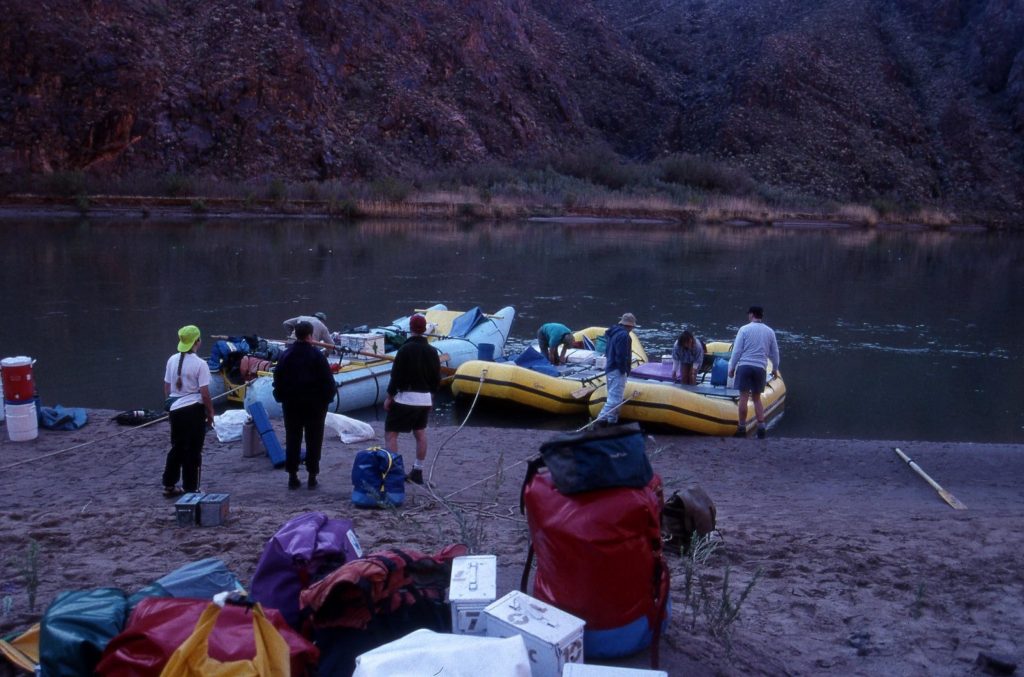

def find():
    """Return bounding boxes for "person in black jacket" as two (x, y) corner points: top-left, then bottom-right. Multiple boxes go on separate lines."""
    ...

(273, 321), (336, 489)
(384, 314), (441, 485)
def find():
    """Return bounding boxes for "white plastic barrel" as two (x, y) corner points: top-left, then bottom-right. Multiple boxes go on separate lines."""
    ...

(5, 401), (38, 441)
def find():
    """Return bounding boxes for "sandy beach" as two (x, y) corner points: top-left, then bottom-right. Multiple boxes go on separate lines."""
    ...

(1, 411), (1021, 676)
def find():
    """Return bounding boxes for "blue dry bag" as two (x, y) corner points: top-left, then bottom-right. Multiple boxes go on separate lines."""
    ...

(351, 448), (406, 508)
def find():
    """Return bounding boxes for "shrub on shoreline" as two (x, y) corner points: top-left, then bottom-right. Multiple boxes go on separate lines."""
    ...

(0, 154), (997, 228)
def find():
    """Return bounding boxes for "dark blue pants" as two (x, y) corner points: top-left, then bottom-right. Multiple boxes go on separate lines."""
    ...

(164, 403), (206, 491)
(282, 401), (328, 476)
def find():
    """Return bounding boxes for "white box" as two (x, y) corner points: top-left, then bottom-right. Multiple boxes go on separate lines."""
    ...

(483, 591), (584, 677)
(336, 333), (386, 360)
(449, 555), (497, 635)
(563, 665), (668, 677)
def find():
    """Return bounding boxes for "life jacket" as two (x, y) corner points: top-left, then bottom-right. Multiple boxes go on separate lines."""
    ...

(300, 545), (467, 675)
(299, 545), (468, 630)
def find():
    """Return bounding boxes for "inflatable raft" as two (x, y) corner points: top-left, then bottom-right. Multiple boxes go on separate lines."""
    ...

(450, 327), (647, 415)
(243, 304), (516, 418)
(586, 342), (786, 435)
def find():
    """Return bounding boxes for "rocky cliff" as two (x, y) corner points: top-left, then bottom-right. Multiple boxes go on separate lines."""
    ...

(2, 0), (1021, 211)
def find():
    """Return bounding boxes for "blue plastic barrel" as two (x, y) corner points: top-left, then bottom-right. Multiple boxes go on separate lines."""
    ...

(710, 357), (729, 386)
(477, 343), (496, 361)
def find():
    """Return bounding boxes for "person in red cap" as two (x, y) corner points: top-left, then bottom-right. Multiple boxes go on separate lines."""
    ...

(384, 314), (441, 484)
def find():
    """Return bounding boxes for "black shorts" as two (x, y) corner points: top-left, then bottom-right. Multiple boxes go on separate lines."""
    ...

(385, 403), (431, 432)
(735, 365), (767, 393)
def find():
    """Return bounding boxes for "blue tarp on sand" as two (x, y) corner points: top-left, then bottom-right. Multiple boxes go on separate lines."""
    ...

(38, 405), (88, 431)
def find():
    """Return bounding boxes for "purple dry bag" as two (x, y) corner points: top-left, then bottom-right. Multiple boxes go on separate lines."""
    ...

(249, 511), (362, 629)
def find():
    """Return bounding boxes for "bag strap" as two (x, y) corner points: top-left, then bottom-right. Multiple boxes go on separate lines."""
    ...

(378, 450), (395, 496)
(159, 601), (290, 676)
(519, 543), (535, 593)
(648, 555), (671, 670)
(518, 456), (546, 514)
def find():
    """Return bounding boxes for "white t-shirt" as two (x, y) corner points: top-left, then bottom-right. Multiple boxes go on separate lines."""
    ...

(164, 353), (211, 411)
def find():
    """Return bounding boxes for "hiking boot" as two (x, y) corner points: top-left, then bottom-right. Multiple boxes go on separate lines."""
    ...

(287, 473), (301, 490)
(307, 475), (318, 489)
(408, 468), (424, 485)
(756, 426), (767, 439)
(734, 425), (747, 438)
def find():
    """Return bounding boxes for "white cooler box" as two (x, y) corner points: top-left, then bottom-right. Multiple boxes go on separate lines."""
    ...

(483, 591), (584, 677)
(336, 333), (385, 359)
(449, 555), (497, 635)
(563, 665), (668, 677)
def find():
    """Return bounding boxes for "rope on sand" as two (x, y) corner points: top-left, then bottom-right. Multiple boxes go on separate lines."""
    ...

(0, 384), (246, 473)
(426, 367), (488, 485)
(572, 390), (640, 433)
(404, 367), (530, 521)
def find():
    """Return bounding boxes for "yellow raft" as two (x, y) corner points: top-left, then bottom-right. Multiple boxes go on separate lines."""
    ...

(451, 327), (648, 414)
(587, 341), (786, 436)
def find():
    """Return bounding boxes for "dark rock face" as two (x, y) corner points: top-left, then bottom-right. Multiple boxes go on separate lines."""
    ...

(0, 0), (1021, 210)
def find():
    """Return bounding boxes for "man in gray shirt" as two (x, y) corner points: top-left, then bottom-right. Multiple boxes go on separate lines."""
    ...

(728, 305), (780, 439)
(283, 312), (332, 345)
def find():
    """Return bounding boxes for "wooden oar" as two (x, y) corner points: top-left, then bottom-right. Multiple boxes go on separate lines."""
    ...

(305, 339), (457, 376)
(571, 376), (603, 399)
(894, 447), (967, 510)
(414, 309), (505, 320)
(308, 338), (395, 361)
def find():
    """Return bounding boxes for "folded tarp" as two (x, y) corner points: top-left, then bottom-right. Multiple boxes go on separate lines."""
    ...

(38, 404), (88, 430)
(353, 629), (530, 677)
(513, 346), (559, 376)
(449, 306), (484, 337)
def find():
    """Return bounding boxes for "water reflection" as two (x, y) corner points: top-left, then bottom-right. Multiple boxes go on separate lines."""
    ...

(1, 217), (1021, 442)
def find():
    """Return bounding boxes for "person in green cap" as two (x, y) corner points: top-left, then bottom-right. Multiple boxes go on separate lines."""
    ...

(162, 325), (215, 497)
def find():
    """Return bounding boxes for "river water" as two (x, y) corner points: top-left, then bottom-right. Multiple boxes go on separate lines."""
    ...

(2, 217), (1021, 442)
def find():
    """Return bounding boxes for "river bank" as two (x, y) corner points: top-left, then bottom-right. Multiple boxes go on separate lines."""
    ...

(1, 411), (1021, 675)
(0, 192), (1009, 230)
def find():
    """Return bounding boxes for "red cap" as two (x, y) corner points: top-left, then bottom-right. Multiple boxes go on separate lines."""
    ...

(409, 314), (427, 334)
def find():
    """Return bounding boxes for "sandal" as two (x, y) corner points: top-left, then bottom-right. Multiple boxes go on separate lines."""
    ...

(163, 486), (185, 497)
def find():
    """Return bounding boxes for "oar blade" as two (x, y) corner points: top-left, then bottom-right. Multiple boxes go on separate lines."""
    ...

(571, 386), (596, 400)
(939, 489), (968, 510)
(894, 447), (967, 510)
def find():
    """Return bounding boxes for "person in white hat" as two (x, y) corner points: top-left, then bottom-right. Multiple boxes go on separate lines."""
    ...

(592, 312), (638, 427)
